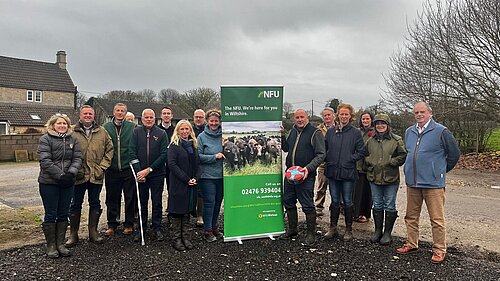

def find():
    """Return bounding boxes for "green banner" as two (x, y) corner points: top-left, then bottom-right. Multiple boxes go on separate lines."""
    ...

(221, 85), (284, 241)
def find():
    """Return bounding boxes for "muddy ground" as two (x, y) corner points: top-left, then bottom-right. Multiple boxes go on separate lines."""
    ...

(0, 162), (499, 280)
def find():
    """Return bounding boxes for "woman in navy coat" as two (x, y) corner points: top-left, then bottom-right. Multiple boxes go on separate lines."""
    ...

(167, 120), (200, 251)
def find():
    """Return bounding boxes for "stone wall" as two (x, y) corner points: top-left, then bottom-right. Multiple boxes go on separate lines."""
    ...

(0, 133), (43, 161)
(0, 87), (74, 107)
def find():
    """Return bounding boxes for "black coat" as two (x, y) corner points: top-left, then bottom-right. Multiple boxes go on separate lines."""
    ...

(167, 141), (200, 215)
(325, 123), (365, 181)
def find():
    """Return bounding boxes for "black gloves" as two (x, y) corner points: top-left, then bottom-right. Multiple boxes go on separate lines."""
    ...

(58, 173), (76, 188)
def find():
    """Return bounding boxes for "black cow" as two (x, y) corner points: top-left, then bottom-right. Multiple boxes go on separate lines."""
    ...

(223, 141), (241, 171)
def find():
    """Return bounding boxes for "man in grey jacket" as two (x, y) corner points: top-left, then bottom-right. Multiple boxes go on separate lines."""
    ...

(396, 102), (460, 264)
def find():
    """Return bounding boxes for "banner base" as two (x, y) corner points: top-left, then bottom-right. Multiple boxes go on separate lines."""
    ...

(223, 231), (285, 243)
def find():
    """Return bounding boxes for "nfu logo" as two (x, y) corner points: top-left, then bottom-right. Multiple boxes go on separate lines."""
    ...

(258, 90), (280, 98)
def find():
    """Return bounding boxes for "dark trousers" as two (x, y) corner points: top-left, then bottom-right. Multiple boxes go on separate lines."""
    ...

(353, 172), (372, 218)
(105, 168), (137, 228)
(138, 175), (164, 231)
(283, 176), (315, 214)
(70, 181), (102, 213)
(39, 183), (74, 223)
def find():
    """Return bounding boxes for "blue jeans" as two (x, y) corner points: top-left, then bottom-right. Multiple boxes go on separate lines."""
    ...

(39, 183), (74, 223)
(138, 175), (164, 231)
(200, 178), (223, 231)
(283, 176), (315, 214)
(370, 182), (399, 212)
(328, 179), (354, 209)
(70, 181), (102, 214)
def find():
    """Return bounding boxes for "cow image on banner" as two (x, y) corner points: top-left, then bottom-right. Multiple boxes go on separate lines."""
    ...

(221, 85), (285, 242)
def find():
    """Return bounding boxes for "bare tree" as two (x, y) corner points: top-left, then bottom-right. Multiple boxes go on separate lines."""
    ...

(283, 101), (294, 116)
(76, 92), (88, 109)
(177, 87), (220, 114)
(137, 89), (157, 103)
(158, 88), (181, 104)
(383, 0), (500, 151)
(100, 90), (143, 102)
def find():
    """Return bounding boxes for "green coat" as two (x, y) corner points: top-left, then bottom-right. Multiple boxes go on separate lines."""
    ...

(103, 119), (135, 172)
(365, 132), (407, 185)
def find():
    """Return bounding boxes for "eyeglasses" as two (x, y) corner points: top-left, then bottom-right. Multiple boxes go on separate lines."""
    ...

(194, 116), (205, 119)
(207, 112), (221, 118)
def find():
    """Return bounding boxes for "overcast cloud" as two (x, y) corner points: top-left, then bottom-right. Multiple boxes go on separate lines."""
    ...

(0, 0), (424, 113)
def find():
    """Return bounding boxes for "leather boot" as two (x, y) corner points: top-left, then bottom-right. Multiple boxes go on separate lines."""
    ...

(304, 213), (316, 246)
(343, 206), (354, 241)
(88, 208), (103, 243)
(171, 217), (186, 251)
(196, 199), (204, 227)
(42, 223), (59, 259)
(380, 211), (398, 245)
(181, 216), (193, 250)
(65, 212), (80, 248)
(56, 221), (71, 257)
(280, 209), (298, 239)
(324, 207), (340, 239)
(370, 209), (384, 243)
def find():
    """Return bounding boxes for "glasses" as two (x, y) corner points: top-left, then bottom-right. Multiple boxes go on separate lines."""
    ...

(194, 116), (205, 119)
(207, 112), (221, 118)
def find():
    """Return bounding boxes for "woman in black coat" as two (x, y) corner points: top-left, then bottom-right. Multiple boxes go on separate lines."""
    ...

(38, 114), (82, 258)
(167, 120), (200, 251)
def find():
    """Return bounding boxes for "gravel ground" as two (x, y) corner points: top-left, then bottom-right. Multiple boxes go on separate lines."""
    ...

(1, 220), (499, 281)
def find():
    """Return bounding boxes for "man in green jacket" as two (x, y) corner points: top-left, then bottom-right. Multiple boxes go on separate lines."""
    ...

(103, 103), (137, 237)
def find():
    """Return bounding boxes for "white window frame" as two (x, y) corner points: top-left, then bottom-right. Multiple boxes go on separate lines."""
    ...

(0, 122), (9, 135)
(34, 90), (42, 102)
(26, 90), (42, 102)
(27, 90), (33, 102)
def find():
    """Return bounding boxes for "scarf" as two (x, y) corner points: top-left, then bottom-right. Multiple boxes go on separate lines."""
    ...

(181, 139), (194, 154)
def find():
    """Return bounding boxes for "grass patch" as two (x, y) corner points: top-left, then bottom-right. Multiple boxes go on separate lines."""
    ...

(0, 207), (44, 250)
(486, 128), (500, 151)
(224, 160), (282, 176)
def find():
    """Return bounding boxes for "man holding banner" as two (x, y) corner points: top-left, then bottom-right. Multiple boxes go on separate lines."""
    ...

(281, 109), (325, 245)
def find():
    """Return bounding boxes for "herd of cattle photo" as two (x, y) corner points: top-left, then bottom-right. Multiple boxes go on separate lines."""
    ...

(222, 133), (282, 176)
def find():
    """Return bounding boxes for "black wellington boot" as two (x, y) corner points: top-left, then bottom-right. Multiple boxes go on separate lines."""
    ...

(65, 212), (80, 248)
(304, 213), (317, 246)
(42, 223), (59, 259)
(171, 217), (186, 251)
(88, 208), (103, 243)
(380, 211), (398, 245)
(370, 209), (384, 243)
(280, 209), (298, 239)
(56, 221), (71, 257)
(181, 216), (193, 250)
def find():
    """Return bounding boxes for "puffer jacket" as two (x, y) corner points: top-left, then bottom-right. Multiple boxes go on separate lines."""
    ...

(197, 126), (223, 179)
(365, 131), (407, 185)
(73, 122), (114, 185)
(38, 127), (83, 185)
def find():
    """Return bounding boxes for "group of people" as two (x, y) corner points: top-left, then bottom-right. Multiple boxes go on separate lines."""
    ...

(38, 103), (226, 258)
(38, 100), (460, 264)
(281, 101), (460, 264)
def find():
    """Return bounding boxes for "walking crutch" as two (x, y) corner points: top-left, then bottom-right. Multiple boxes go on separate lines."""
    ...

(129, 163), (145, 246)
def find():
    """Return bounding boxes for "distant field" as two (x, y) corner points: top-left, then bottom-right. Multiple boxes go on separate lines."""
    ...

(486, 128), (500, 151)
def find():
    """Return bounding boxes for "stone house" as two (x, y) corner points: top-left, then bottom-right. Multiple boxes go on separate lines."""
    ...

(0, 51), (78, 134)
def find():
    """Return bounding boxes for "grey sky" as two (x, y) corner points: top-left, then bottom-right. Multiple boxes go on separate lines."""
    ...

(0, 0), (424, 114)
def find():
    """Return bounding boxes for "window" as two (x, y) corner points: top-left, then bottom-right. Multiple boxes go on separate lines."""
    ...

(0, 122), (9, 135)
(30, 114), (41, 120)
(35, 91), (42, 102)
(26, 90), (42, 102)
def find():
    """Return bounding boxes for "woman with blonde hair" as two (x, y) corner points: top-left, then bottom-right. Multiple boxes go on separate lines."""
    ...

(38, 114), (82, 258)
(167, 119), (200, 251)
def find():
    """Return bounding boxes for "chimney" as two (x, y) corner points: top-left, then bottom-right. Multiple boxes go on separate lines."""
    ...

(56, 50), (67, 70)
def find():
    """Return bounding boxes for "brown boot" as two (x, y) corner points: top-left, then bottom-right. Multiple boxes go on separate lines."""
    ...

(88, 208), (103, 243)
(65, 212), (80, 248)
